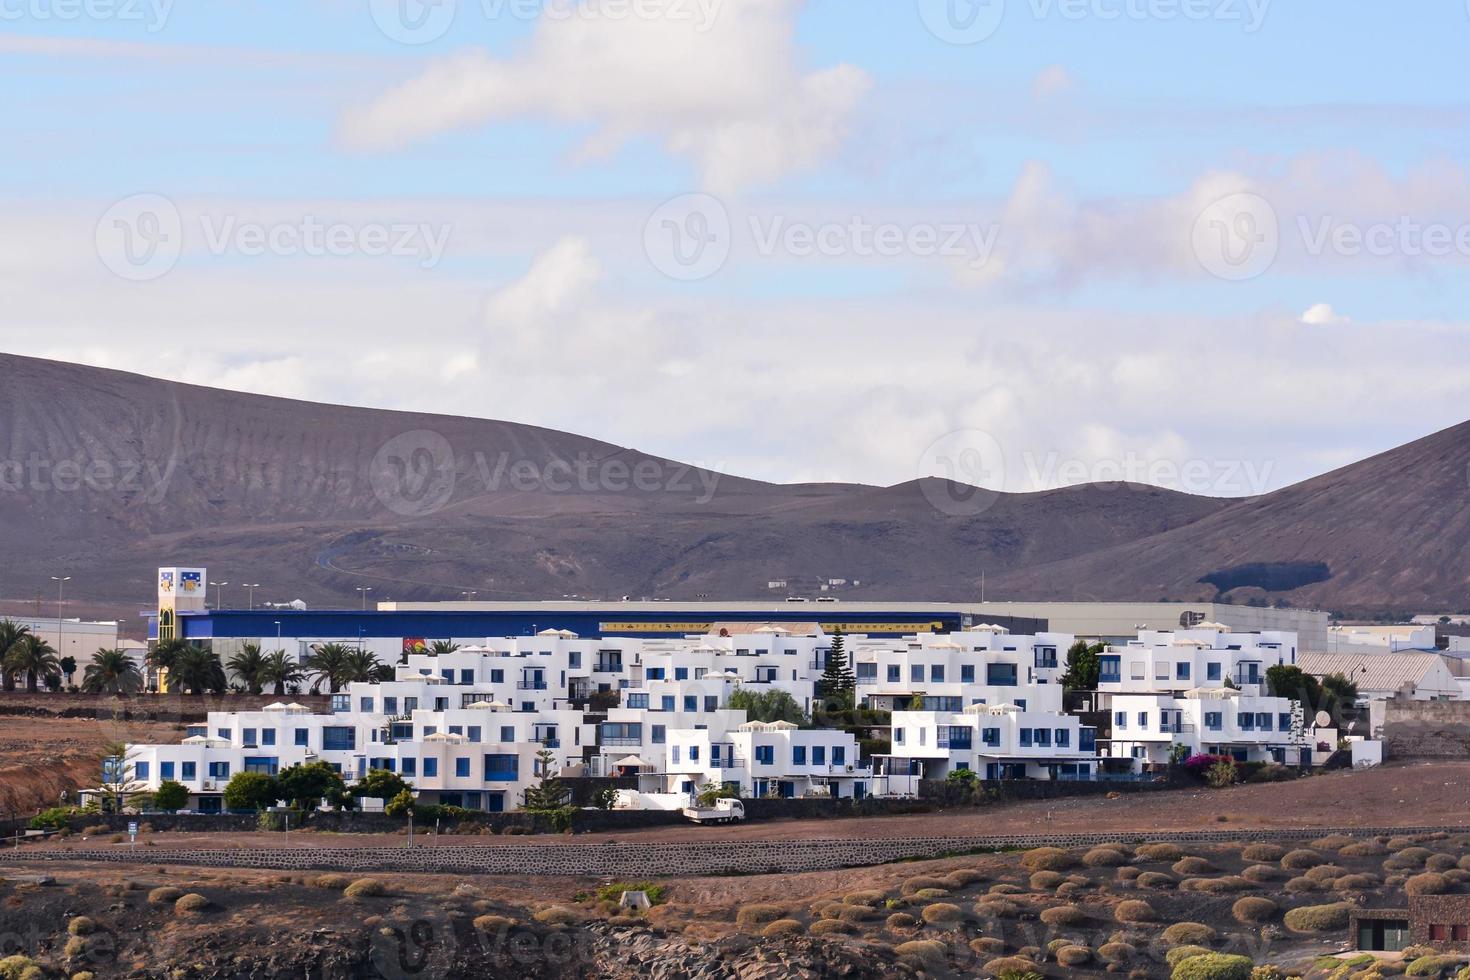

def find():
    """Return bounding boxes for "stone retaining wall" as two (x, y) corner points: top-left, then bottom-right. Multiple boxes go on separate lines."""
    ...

(10, 825), (1464, 877)
(1379, 698), (1470, 758)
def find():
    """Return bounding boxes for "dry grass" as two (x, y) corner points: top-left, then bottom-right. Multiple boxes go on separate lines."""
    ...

(1173, 857), (1215, 876)
(808, 919), (854, 936)
(1283, 902), (1352, 933)
(146, 886), (183, 905)
(1021, 846), (1076, 871)
(1162, 922), (1217, 946)
(983, 956), (1039, 975)
(173, 893), (209, 914)
(1232, 897), (1278, 923)
(1406, 872), (1450, 896)
(1302, 864), (1347, 883)
(920, 902), (963, 925)
(1241, 843), (1287, 862)
(1098, 941), (1136, 964)
(1039, 904), (1087, 927)
(1135, 843), (1184, 862)
(1280, 849), (1326, 870)
(885, 912), (918, 931)
(734, 904), (787, 929)
(1136, 871), (1175, 889)
(65, 917), (96, 937)
(1029, 870), (1065, 891)
(1084, 847), (1128, 867)
(1056, 945), (1091, 967)
(1114, 899), (1157, 923)
(343, 878), (385, 900)
(899, 875), (949, 896)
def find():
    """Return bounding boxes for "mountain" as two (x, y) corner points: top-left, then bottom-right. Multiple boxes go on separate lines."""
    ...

(990, 420), (1470, 614)
(0, 352), (1226, 607)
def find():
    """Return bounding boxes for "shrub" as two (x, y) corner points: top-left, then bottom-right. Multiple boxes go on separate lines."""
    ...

(66, 917), (96, 937)
(760, 918), (804, 939)
(1085, 847), (1128, 867)
(970, 936), (1005, 957)
(1021, 847), (1076, 871)
(1183, 876), (1252, 894)
(832, 905), (873, 924)
(1136, 843), (1184, 862)
(1283, 876), (1322, 894)
(885, 912), (918, 931)
(1098, 942), (1136, 964)
(974, 899), (1021, 919)
(174, 893), (209, 914)
(1303, 864), (1347, 883)
(1171, 952), (1255, 980)
(0, 956), (42, 980)
(1232, 897), (1278, 923)
(147, 886), (183, 905)
(533, 906), (579, 926)
(808, 919), (854, 936)
(1174, 857), (1214, 876)
(1406, 872), (1450, 896)
(1029, 871), (1065, 891)
(473, 914), (515, 932)
(912, 887), (949, 900)
(1056, 946), (1091, 967)
(1387, 847), (1435, 870)
(1310, 834), (1355, 850)
(921, 902), (963, 925)
(1241, 843), (1287, 863)
(1205, 761), (1239, 789)
(1331, 874), (1378, 892)
(735, 904), (786, 929)
(943, 869), (986, 888)
(894, 940), (947, 962)
(310, 873), (352, 889)
(989, 883), (1025, 895)
(1168, 945), (1214, 967)
(1137, 872), (1175, 889)
(900, 875), (949, 895)
(1281, 849), (1325, 870)
(1341, 841), (1389, 857)
(1406, 955), (1462, 977)
(1163, 922), (1217, 946)
(1040, 904), (1087, 927)
(1241, 864), (1286, 883)
(1115, 900), (1157, 923)
(595, 882), (667, 906)
(344, 879), (385, 900)
(63, 937), (88, 959)
(1426, 854), (1459, 872)
(1283, 902), (1351, 933)
(983, 957), (1039, 976)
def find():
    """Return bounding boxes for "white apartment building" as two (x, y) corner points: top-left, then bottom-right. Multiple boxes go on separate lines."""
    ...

(849, 628), (1072, 713)
(647, 720), (871, 800)
(1095, 627), (1305, 768)
(880, 702), (1098, 791)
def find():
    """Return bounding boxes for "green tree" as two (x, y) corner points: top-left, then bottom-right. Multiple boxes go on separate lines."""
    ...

(385, 788), (416, 819)
(226, 642), (269, 695)
(153, 779), (190, 811)
(428, 640), (460, 656)
(223, 771), (280, 811)
(59, 655), (77, 686)
(1320, 672), (1362, 729)
(1061, 640), (1104, 691)
(258, 649), (303, 696)
(816, 630), (856, 710)
(276, 761), (349, 812)
(355, 768), (411, 803)
(0, 619), (31, 692)
(147, 638), (189, 674)
(305, 643), (354, 693)
(169, 647), (227, 695)
(99, 741), (139, 814)
(81, 649), (144, 695)
(592, 786), (619, 810)
(1265, 664), (1323, 713)
(4, 634), (61, 693)
(727, 688), (807, 725)
(695, 782), (739, 807)
(522, 749), (571, 811)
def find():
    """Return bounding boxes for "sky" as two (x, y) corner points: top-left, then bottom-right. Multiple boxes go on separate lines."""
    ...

(4, 0), (1470, 497)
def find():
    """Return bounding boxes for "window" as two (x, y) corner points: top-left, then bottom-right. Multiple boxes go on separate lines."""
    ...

(893, 728), (904, 744)
(1278, 712), (1292, 731)
(1430, 924), (1448, 942)
(208, 761), (230, 779)
(294, 728), (309, 746)
(812, 746), (826, 766)
(449, 726), (463, 736)
(1019, 729), (1033, 748)
(857, 662), (877, 681)
(1034, 647), (1058, 668)
(243, 757), (278, 775)
(160, 761), (175, 780)
(1207, 662), (1222, 682)
(455, 758), (470, 778)
(674, 667), (688, 680)
(986, 663), (1017, 686)
(423, 758), (438, 777)
(910, 665), (923, 682)
(459, 669), (473, 685)
(1176, 662), (1191, 680)
(435, 698), (448, 711)
(647, 667), (665, 680)
(490, 669), (504, 684)
(483, 754), (519, 780)
(1099, 656), (1121, 683)
(217, 728), (232, 740)
(181, 761), (196, 780)
(568, 651), (581, 668)
(1155, 663), (1170, 681)
(661, 695), (675, 712)
(1205, 712), (1222, 731)
(242, 728), (257, 746)
(440, 669), (453, 682)
(832, 746), (845, 765)
(1055, 729), (1069, 747)
(1114, 711), (1127, 729)
(136, 761), (150, 779)
(1454, 925), (1468, 942)
(404, 697), (417, 711)
(360, 697), (374, 712)
(671, 745), (680, 764)
(627, 693), (649, 708)
(1256, 713), (1271, 731)
(683, 695), (697, 713)
(793, 746), (807, 765)
(982, 727), (1001, 746)
(1137, 712), (1148, 728)
(689, 745), (699, 762)
(930, 665), (944, 683)
(705, 696), (718, 712)
(331, 694), (349, 712)
(401, 758), (416, 776)
(262, 729), (276, 746)
(1034, 728), (1052, 747)
(887, 665), (901, 682)
(754, 745), (774, 765)
(322, 727), (355, 751)
(1238, 712), (1254, 731)
(961, 664), (975, 683)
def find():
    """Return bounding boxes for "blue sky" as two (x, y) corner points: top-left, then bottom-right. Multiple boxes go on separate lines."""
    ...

(4, 0), (1470, 495)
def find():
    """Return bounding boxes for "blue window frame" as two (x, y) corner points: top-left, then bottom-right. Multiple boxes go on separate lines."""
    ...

(683, 696), (697, 712)
(986, 663), (1017, 686)
(651, 725), (666, 744)
(960, 664), (975, 683)
(401, 758), (416, 776)
(856, 662), (876, 681)
(294, 728), (309, 746)
(1137, 712), (1148, 728)
(262, 729), (276, 746)
(242, 728), (257, 746)
(647, 667), (665, 680)
(460, 669), (473, 684)
(1176, 662), (1191, 680)
(361, 697), (374, 712)
(661, 695), (675, 712)
(1278, 712), (1292, 731)
(982, 727), (1001, 746)
(754, 745), (774, 765)
(812, 746), (826, 766)
(208, 761), (230, 779)
(1034, 728), (1052, 747)
(1204, 712), (1222, 731)
(181, 761), (196, 780)
(455, 757), (470, 778)
(1207, 662), (1222, 682)
(1019, 728), (1033, 747)
(832, 746), (845, 765)
(930, 665), (945, 682)
(1055, 729), (1069, 747)
(1256, 712), (1271, 730)
(910, 664), (923, 682)
(1099, 656), (1121, 683)
(887, 665), (901, 682)
(792, 746), (807, 765)
(160, 761), (175, 780)
(1238, 713), (1254, 731)
(322, 727), (355, 751)
(1115, 711), (1127, 729)
(627, 693), (649, 708)
(499, 726), (514, 742)
(689, 745), (699, 761)
(423, 758), (438, 777)
(136, 761), (150, 779)
(490, 669), (504, 683)
(383, 696), (398, 714)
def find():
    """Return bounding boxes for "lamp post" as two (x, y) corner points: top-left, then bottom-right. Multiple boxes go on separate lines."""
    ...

(214, 581), (229, 610)
(242, 583), (261, 611)
(356, 586), (373, 611)
(50, 576), (70, 658)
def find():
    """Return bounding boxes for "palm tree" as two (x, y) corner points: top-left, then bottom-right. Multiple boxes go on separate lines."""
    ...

(4, 635), (61, 693)
(81, 649), (144, 695)
(0, 620), (31, 692)
(147, 638), (189, 673)
(169, 647), (226, 695)
(226, 643), (269, 695)
(428, 640), (460, 656)
(344, 648), (385, 685)
(258, 649), (303, 697)
(305, 642), (354, 693)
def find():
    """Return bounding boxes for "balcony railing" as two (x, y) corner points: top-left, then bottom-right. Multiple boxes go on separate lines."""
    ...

(516, 681), (549, 690)
(601, 736), (642, 747)
(594, 662), (624, 674)
(1160, 722), (1197, 735)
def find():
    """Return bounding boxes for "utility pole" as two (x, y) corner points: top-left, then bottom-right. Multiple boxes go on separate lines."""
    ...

(356, 587), (373, 611)
(242, 583), (261, 611)
(214, 581), (229, 610)
(50, 576), (70, 658)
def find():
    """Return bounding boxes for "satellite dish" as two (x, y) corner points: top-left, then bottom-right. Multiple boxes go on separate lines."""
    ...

(1314, 710), (1331, 728)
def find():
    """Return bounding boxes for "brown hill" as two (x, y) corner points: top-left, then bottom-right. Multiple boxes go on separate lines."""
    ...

(0, 352), (1226, 607)
(991, 419), (1470, 614)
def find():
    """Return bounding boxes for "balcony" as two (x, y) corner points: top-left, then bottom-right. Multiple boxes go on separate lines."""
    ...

(601, 736), (642, 747)
(516, 681), (549, 690)
(538, 738), (561, 749)
(594, 661), (624, 674)
(1160, 722), (1197, 735)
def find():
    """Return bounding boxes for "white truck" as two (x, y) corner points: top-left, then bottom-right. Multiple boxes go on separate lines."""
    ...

(681, 798), (746, 824)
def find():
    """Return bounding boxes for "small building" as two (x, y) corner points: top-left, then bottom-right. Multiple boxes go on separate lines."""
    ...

(1300, 651), (1462, 702)
(1352, 896), (1470, 954)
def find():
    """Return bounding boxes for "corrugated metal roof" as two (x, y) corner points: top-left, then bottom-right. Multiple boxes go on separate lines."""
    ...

(1299, 651), (1442, 695)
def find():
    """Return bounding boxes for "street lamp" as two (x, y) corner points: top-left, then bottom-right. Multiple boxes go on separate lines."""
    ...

(50, 576), (70, 656)
(461, 591), (477, 602)
(242, 583), (261, 611)
(214, 581), (229, 610)
(356, 586), (373, 611)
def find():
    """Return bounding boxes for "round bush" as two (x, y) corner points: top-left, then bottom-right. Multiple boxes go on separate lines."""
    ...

(1057, 945), (1091, 967)
(1170, 952), (1254, 980)
(344, 879), (385, 900)
(173, 893), (209, 914)
(1115, 900), (1157, 923)
(1173, 857), (1215, 876)
(1406, 955), (1463, 977)
(895, 940), (947, 962)
(1040, 904), (1087, 927)
(832, 904), (873, 924)
(969, 936), (1004, 957)
(66, 917), (96, 937)
(1136, 843), (1184, 863)
(1022, 847), (1076, 871)
(843, 890), (886, 907)
(886, 912), (918, 931)
(1030, 870), (1065, 891)
(1283, 876), (1322, 894)
(1341, 841), (1389, 857)
(900, 876), (949, 895)
(912, 887), (950, 900)
(808, 919), (854, 936)
(1241, 864), (1287, 883)
(1426, 854), (1458, 873)
(920, 902), (963, 925)
(1085, 847), (1128, 867)
(1137, 872), (1175, 889)
(1182, 876), (1252, 894)
(533, 906), (579, 926)
(943, 869), (986, 889)
(974, 899), (1020, 919)
(1098, 941), (1136, 964)
(1241, 843), (1287, 863)
(1283, 902), (1352, 933)
(988, 883), (1025, 895)
(1231, 897), (1278, 923)
(735, 904), (786, 929)
(1332, 874), (1378, 892)
(1310, 834), (1355, 851)
(1116, 866), (1143, 882)
(983, 956), (1038, 975)
(1167, 945), (1213, 967)
(310, 873), (352, 889)
(1163, 922), (1217, 946)
(760, 918), (804, 939)
(1281, 849), (1326, 870)
(473, 914), (515, 932)
(1459, 855), (1470, 872)
(1303, 864), (1347, 883)
(147, 886), (184, 905)
(1406, 872), (1450, 896)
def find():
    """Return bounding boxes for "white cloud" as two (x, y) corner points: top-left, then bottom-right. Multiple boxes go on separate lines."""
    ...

(338, 0), (870, 193)
(1300, 303), (1348, 326)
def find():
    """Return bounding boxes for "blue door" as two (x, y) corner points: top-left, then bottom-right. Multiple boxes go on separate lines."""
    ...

(486, 793), (504, 813)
